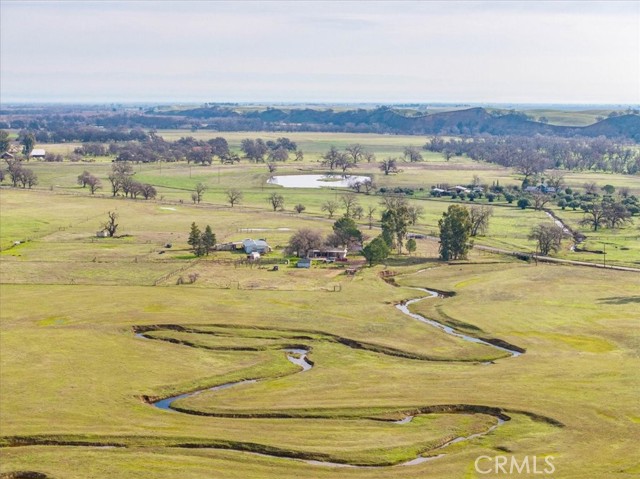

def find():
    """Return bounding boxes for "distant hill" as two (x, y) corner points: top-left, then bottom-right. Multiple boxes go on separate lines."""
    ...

(579, 115), (640, 141)
(158, 106), (640, 141)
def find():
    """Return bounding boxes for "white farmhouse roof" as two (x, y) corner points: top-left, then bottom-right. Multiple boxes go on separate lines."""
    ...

(30, 149), (46, 156)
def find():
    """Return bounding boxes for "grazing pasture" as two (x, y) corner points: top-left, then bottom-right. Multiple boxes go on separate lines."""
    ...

(1, 127), (639, 478)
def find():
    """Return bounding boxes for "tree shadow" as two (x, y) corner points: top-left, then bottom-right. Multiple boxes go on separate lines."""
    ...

(598, 296), (640, 305)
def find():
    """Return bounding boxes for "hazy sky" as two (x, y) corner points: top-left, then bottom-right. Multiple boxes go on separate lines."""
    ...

(1, 0), (639, 104)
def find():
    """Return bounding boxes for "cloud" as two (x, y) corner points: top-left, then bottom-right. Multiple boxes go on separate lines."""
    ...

(1, 0), (638, 103)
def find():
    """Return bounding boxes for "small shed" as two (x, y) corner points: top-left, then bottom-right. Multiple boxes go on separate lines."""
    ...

(0, 152), (14, 160)
(96, 230), (109, 238)
(297, 258), (311, 268)
(30, 149), (46, 159)
(215, 241), (243, 251)
(247, 251), (261, 261)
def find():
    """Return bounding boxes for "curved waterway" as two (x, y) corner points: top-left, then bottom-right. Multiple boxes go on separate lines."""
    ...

(135, 283), (527, 467)
(397, 288), (522, 358)
(151, 348), (312, 411)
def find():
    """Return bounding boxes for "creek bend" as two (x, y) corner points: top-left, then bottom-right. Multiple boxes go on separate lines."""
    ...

(132, 284), (528, 467)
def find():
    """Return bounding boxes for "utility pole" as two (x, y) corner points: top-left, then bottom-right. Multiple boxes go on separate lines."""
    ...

(603, 242), (606, 268)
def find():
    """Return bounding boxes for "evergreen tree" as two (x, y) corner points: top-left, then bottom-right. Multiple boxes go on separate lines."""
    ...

(361, 236), (390, 266)
(329, 216), (362, 248)
(201, 225), (216, 256)
(188, 222), (204, 256)
(438, 205), (472, 261)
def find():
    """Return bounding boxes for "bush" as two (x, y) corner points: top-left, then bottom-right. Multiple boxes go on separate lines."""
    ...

(517, 198), (530, 209)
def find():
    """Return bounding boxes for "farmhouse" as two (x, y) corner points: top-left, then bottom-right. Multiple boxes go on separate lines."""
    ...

(308, 248), (348, 260)
(242, 238), (271, 254)
(0, 152), (14, 160)
(30, 149), (46, 159)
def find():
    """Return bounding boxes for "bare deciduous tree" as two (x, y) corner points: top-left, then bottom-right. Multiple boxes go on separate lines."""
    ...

(285, 228), (324, 257)
(366, 206), (377, 230)
(403, 146), (423, 162)
(341, 194), (359, 218)
(226, 188), (243, 207)
(101, 211), (119, 237)
(267, 192), (285, 211)
(321, 200), (340, 218)
(529, 223), (565, 255)
(379, 157), (399, 175)
(531, 191), (553, 210)
(469, 205), (493, 236)
(194, 182), (207, 203)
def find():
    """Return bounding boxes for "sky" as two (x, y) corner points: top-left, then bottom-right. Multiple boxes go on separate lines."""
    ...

(1, 0), (639, 104)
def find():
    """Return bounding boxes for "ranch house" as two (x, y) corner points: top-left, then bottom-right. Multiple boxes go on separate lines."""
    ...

(308, 248), (348, 260)
(30, 148), (46, 159)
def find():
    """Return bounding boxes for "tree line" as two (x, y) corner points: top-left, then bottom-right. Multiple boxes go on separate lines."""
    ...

(424, 135), (640, 175)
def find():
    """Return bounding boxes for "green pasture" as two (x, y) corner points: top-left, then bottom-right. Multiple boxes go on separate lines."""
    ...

(1, 257), (637, 477)
(2, 152), (638, 267)
(1, 132), (639, 478)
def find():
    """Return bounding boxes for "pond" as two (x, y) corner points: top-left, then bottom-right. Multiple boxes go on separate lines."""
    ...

(267, 174), (370, 189)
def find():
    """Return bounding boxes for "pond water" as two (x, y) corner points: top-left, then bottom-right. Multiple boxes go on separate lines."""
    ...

(267, 174), (370, 189)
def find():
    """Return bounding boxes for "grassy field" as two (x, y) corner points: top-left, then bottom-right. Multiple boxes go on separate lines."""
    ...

(1, 131), (639, 478)
(6, 144), (638, 268)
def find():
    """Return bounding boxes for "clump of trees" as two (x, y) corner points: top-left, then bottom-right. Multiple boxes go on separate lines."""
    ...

(77, 170), (102, 194)
(285, 216), (364, 258)
(579, 199), (633, 231)
(5, 159), (38, 188)
(380, 196), (422, 253)
(106, 162), (156, 199)
(320, 144), (375, 172)
(240, 137), (300, 163)
(424, 135), (640, 175)
(188, 223), (216, 257)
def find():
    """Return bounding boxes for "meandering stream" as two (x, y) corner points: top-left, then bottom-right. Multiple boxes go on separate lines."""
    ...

(137, 284), (525, 467)
(397, 288), (522, 357)
(151, 349), (312, 411)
